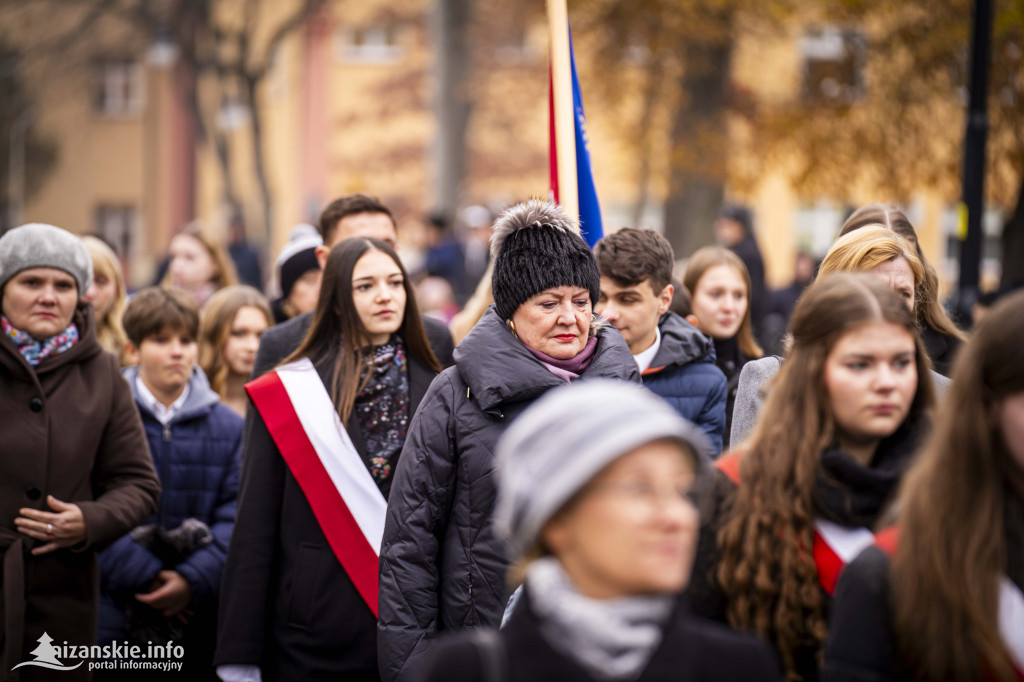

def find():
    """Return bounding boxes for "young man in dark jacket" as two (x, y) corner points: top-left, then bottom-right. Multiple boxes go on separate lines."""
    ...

(595, 228), (728, 455)
(98, 288), (242, 679)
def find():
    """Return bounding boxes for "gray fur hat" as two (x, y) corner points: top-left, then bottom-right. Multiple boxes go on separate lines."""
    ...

(0, 223), (93, 296)
(490, 200), (601, 321)
(493, 379), (711, 560)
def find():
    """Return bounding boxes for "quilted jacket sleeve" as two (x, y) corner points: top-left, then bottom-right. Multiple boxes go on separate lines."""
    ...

(694, 368), (728, 457)
(98, 534), (163, 594)
(378, 372), (459, 682)
(177, 412), (243, 607)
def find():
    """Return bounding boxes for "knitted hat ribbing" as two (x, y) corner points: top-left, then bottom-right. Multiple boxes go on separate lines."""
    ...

(0, 223), (93, 296)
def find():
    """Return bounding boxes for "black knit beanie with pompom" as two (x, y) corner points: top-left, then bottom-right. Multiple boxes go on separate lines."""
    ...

(490, 200), (601, 321)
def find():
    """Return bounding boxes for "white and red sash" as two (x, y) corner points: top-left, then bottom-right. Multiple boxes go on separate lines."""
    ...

(246, 358), (386, 618)
(813, 520), (876, 595)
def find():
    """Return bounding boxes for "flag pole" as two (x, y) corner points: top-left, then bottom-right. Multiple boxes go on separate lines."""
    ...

(547, 0), (578, 221)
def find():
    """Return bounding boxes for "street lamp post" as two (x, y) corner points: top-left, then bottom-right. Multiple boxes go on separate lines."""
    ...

(957, 0), (992, 316)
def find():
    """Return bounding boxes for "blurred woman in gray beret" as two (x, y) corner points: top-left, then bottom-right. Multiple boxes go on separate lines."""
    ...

(0, 223), (160, 680)
(418, 379), (781, 682)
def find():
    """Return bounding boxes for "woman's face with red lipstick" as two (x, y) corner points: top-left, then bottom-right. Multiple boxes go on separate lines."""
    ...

(510, 285), (592, 360)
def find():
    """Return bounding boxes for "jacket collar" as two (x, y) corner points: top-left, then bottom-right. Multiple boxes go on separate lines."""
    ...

(123, 364), (220, 423)
(454, 307), (640, 413)
(647, 312), (715, 373)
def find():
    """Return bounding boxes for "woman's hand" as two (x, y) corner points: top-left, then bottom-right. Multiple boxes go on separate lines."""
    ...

(15, 495), (87, 555)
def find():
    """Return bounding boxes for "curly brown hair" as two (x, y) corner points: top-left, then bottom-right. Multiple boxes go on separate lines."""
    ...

(716, 273), (935, 680)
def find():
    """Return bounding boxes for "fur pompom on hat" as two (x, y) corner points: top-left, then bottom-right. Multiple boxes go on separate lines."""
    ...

(490, 200), (601, 321)
(493, 379), (711, 560)
(0, 223), (93, 296)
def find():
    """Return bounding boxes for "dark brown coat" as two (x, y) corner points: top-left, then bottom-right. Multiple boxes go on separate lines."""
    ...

(0, 304), (161, 681)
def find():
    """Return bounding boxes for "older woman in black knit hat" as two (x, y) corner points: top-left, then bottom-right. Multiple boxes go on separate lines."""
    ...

(378, 200), (640, 682)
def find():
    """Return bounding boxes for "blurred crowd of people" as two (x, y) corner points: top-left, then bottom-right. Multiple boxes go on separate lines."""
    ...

(1, 192), (1022, 682)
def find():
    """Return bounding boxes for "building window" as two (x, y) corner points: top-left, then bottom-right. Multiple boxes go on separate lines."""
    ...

(334, 25), (403, 64)
(94, 205), (136, 258)
(800, 27), (866, 105)
(95, 60), (144, 117)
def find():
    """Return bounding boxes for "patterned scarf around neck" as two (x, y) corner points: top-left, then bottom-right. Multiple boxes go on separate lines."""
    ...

(2, 315), (79, 367)
(527, 557), (674, 681)
(353, 339), (409, 491)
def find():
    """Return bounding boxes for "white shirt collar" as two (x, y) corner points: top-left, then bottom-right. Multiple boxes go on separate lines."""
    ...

(632, 326), (662, 374)
(135, 374), (190, 425)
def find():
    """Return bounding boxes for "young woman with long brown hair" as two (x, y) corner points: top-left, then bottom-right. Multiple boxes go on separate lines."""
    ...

(215, 237), (441, 681)
(198, 285), (273, 417)
(687, 273), (936, 682)
(823, 289), (1024, 682)
(683, 246), (764, 448)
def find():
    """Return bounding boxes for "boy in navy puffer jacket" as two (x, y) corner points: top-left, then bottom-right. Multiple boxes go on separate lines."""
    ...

(595, 229), (728, 456)
(97, 288), (242, 679)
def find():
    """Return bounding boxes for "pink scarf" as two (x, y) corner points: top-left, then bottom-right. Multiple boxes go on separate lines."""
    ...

(527, 335), (598, 383)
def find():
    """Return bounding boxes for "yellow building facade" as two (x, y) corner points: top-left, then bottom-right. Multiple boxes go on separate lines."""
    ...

(6, 1), (990, 292)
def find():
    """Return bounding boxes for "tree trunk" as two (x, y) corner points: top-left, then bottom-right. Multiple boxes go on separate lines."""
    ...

(246, 74), (273, 245)
(630, 53), (665, 228)
(662, 38), (732, 258)
(1001, 172), (1024, 288)
(431, 0), (473, 219)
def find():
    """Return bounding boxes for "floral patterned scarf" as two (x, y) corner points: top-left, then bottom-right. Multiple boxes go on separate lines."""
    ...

(353, 339), (410, 496)
(2, 315), (79, 367)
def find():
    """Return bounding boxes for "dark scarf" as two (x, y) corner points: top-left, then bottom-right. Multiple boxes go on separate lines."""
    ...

(813, 414), (929, 528)
(527, 334), (599, 382)
(712, 336), (744, 382)
(353, 338), (409, 491)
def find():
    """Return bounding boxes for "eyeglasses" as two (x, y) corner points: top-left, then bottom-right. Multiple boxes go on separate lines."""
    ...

(587, 480), (699, 510)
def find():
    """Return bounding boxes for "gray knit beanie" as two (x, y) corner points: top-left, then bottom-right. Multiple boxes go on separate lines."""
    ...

(493, 379), (711, 560)
(490, 200), (601, 321)
(0, 223), (93, 296)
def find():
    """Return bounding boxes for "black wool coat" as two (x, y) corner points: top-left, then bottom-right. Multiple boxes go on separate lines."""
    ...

(377, 308), (641, 682)
(214, 353), (438, 681)
(418, 587), (783, 682)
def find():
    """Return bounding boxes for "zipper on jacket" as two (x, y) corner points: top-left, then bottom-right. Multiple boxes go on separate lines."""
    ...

(162, 423), (171, 442)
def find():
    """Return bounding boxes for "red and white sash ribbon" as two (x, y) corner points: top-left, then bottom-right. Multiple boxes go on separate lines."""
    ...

(813, 519), (876, 595)
(1000, 576), (1024, 675)
(246, 358), (386, 617)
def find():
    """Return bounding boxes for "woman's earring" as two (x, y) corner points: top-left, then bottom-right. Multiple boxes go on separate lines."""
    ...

(506, 319), (518, 339)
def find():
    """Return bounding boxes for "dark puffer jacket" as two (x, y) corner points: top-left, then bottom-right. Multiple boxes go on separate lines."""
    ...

(642, 313), (728, 456)
(377, 307), (640, 682)
(98, 366), (242, 642)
